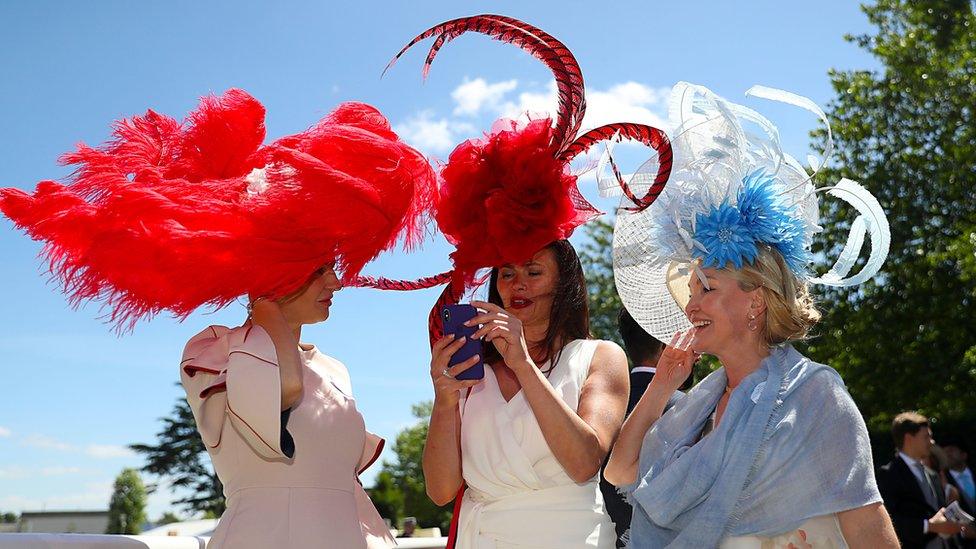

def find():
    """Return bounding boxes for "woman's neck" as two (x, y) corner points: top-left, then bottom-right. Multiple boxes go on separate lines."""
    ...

(718, 341), (770, 389)
(522, 320), (556, 364)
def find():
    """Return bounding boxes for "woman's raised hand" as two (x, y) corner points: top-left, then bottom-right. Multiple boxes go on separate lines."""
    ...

(468, 300), (533, 371)
(430, 335), (482, 407)
(648, 329), (697, 395)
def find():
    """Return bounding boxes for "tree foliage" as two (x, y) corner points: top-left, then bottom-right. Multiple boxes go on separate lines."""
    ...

(369, 401), (453, 532)
(578, 1), (976, 460)
(106, 468), (148, 535)
(800, 0), (976, 447)
(155, 512), (182, 525)
(578, 219), (624, 345)
(130, 394), (225, 516)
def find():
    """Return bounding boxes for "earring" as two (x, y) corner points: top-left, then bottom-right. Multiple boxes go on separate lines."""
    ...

(748, 313), (758, 331)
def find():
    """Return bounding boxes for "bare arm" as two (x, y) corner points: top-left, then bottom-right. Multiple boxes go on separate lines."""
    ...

(605, 330), (695, 487)
(249, 300), (303, 410)
(469, 301), (629, 483)
(422, 336), (482, 505)
(513, 340), (629, 483)
(838, 502), (899, 549)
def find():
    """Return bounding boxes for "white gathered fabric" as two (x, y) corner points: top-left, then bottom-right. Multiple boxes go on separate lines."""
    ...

(456, 339), (616, 548)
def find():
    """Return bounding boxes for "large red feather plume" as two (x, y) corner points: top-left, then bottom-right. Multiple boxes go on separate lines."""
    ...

(371, 14), (676, 346)
(0, 89), (435, 331)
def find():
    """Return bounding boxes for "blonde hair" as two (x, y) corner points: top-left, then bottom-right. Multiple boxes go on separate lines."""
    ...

(722, 246), (821, 346)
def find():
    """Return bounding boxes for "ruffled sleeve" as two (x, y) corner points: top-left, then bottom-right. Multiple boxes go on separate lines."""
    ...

(180, 324), (295, 460)
(356, 433), (393, 546)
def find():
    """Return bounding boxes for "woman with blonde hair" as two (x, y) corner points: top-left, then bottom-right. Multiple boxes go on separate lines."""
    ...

(604, 83), (899, 548)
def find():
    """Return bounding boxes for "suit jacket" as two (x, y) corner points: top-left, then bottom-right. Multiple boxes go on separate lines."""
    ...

(600, 369), (655, 547)
(878, 454), (946, 549)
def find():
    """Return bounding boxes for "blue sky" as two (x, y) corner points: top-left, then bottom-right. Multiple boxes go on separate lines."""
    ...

(0, 1), (878, 520)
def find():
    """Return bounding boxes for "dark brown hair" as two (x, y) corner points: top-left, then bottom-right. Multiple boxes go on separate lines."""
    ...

(892, 411), (930, 449)
(617, 307), (664, 367)
(484, 240), (590, 373)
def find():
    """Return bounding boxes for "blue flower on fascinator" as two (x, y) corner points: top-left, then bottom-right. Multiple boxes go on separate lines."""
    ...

(694, 201), (757, 269)
(691, 170), (812, 272)
(737, 170), (811, 273)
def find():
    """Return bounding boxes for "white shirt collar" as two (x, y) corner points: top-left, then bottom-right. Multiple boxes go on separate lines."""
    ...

(898, 451), (929, 486)
(631, 366), (657, 374)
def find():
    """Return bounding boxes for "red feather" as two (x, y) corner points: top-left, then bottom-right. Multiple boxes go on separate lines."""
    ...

(384, 14), (585, 154)
(436, 117), (598, 283)
(0, 90), (435, 331)
(560, 123), (673, 211)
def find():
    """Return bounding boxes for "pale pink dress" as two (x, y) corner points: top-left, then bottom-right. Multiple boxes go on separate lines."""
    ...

(181, 324), (395, 549)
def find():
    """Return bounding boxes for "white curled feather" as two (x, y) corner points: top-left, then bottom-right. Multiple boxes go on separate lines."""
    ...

(745, 85), (833, 193)
(809, 178), (890, 286)
(597, 138), (623, 197)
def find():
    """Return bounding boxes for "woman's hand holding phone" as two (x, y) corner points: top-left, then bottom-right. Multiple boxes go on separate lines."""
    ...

(468, 300), (533, 373)
(430, 335), (483, 407)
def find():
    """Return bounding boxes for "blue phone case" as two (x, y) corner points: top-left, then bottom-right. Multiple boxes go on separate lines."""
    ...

(441, 304), (485, 380)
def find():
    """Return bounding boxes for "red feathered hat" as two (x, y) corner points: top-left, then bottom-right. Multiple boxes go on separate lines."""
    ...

(0, 89), (435, 330)
(363, 14), (675, 345)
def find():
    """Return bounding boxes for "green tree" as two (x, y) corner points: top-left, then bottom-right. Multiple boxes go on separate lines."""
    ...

(801, 0), (976, 450)
(372, 401), (453, 532)
(367, 470), (404, 526)
(106, 468), (148, 534)
(1, 512), (17, 524)
(578, 218), (623, 345)
(130, 393), (225, 516)
(155, 512), (182, 525)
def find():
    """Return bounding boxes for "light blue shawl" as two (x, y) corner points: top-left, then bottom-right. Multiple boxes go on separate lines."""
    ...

(624, 345), (880, 548)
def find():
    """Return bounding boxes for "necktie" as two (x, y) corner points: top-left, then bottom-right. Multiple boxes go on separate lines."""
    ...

(960, 470), (975, 504)
(916, 462), (939, 509)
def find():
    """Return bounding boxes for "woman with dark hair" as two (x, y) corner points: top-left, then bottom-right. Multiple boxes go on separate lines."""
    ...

(382, 14), (671, 548)
(424, 239), (629, 548)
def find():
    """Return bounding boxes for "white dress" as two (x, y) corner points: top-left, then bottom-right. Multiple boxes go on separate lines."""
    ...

(721, 514), (848, 548)
(457, 339), (616, 549)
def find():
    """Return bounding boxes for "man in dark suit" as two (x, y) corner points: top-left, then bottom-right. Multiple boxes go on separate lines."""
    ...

(877, 412), (966, 548)
(943, 439), (976, 547)
(599, 309), (666, 548)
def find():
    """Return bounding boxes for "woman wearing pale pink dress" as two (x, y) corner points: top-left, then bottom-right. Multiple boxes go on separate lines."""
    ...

(181, 265), (396, 549)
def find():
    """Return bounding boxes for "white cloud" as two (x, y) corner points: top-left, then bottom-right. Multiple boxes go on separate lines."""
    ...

(393, 110), (476, 155)
(0, 426), (11, 437)
(41, 466), (83, 476)
(0, 466), (84, 479)
(583, 82), (671, 131)
(499, 80), (671, 132)
(396, 78), (671, 159)
(20, 434), (135, 459)
(451, 77), (518, 116)
(85, 444), (135, 459)
(0, 466), (29, 479)
(0, 482), (114, 512)
(22, 434), (75, 452)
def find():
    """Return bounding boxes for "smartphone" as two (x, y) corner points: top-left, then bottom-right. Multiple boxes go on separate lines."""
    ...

(441, 304), (485, 380)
